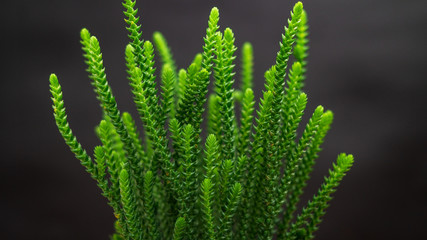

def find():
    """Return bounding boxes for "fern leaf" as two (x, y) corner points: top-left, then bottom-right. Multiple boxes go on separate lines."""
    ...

(213, 28), (237, 161)
(144, 170), (160, 240)
(240, 91), (274, 239)
(259, 3), (304, 232)
(219, 159), (234, 210)
(200, 178), (216, 240)
(160, 64), (176, 122)
(237, 88), (255, 159)
(287, 154), (354, 240)
(98, 120), (123, 207)
(179, 124), (198, 238)
(267, 0), (304, 163)
(169, 117), (183, 166)
(141, 40), (162, 127)
(278, 106), (323, 237)
(276, 106), (324, 238)
(93, 146), (108, 195)
(294, 9), (309, 88)
(218, 182), (242, 240)
(240, 42), (254, 93)
(49, 74), (96, 178)
(204, 134), (220, 181)
(192, 53), (204, 71)
(280, 111), (334, 233)
(207, 94), (221, 137)
(112, 220), (125, 240)
(274, 1), (303, 84)
(80, 28), (99, 94)
(125, 44), (154, 159)
(173, 217), (186, 240)
(202, 7), (220, 73)
(177, 65), (210, 131)
(153, 31), (177, 74)
(122, 112), (148, 177)
(122, 0), (145, 69)
(84, 36), (147, 209)
(119, 169), (143, 239)
(93, 143), (130, 239)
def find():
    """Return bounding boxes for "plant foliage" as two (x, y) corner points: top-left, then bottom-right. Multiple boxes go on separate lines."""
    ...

(50, 1), (353, 239)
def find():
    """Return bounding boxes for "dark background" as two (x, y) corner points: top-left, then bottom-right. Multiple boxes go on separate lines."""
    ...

(2, 0), (426, 239)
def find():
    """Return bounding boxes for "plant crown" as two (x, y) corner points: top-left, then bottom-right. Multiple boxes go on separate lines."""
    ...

(50, 1), (353, 239)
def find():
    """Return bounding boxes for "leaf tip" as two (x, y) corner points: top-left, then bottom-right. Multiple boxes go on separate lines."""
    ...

(210, 7), (219, 18)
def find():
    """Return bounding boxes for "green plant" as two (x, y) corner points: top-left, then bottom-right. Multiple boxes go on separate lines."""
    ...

(49, 0), (354, 239)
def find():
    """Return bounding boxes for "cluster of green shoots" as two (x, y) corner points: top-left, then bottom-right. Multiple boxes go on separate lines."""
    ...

(49, 0), (353, 239)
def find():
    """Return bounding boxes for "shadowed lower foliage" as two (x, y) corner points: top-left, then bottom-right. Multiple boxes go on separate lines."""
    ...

(49, 1), (353, 239)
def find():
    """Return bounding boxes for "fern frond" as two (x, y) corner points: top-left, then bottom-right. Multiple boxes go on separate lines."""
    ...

(169, 118), (183, 168)
(294, 9), (309, 87)
(93, 146), (108, 193)
(177, 65), (210, 131)
(249, 4), (303, 235)
(126, 45), (156, 156)
(119, 169), (143, 239)
(267, 0), (303, 152)
(93, 145), (130, 238)
(240, 42), (253, 93)
(192, 53), (204, 71)
(240, 91), (274, 239)
(80, 28), (98, 92)
(153, 32), (180, 118)
(274, 1), (303, 84)
(84, 36), (146, 210)
(219, 159), (234, 209)
(202, 7), (220, 73)
(280, 111), (333, 233)
(200, 178), (216, 240)
(176, 65), (210, 187)
(276, 106), (324, 238)
(144, 170), (160, 240)
(122, 112), (148, 177)
(237, 88), (255, 159)
(112, 220), (125, 240)
(125, 44), (154, 159)
(207, 94), (221, 137)
(125, 44), (136, 78)
(287, 154), (354, 240)
(49, 74), (96, 177)
(284, 61), (304, 107)
(173, 217), (186, 240)
(160, 64), (176, 122)
(260, 7), (304, 216)
(261, 5), (304, 227)
(176, 64), (198, 125)
(204, 134), (220, 180)
(203, 134), (220, 226)
(179, 124), (198, 238)
(218, 182), (242, 240)
(177, 69), (187, 102)
(213, 28), (237, 161)
(128, 62), (178, 238)
(153, 31), (177, 74)
(141, 40), (162, 127)
(128, 64), (168, 175)
(122, 0), (145, 68)
(276, 106), (324, 237)
(98, 120), (123, 205)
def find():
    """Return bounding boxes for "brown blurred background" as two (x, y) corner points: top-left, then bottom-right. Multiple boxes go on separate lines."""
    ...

(1, 0), (426, 239)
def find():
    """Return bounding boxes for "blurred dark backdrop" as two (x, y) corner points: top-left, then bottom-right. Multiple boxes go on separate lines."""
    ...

(1, 0), (426, 239)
